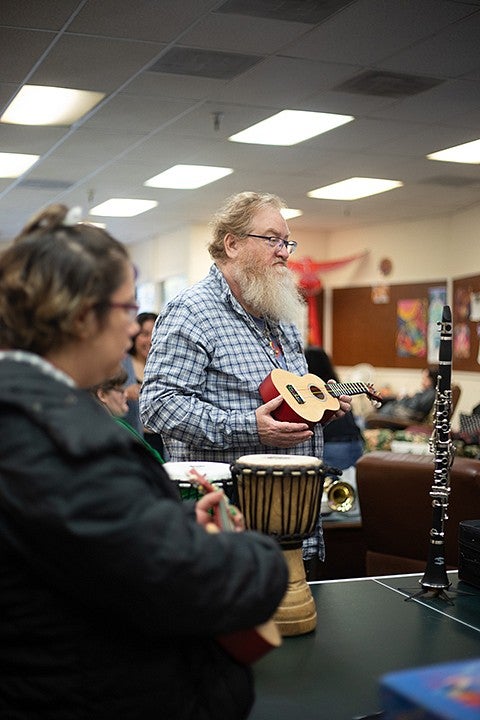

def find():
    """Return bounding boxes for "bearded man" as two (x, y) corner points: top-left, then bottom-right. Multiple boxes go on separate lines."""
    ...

(140, 191), (351, 467)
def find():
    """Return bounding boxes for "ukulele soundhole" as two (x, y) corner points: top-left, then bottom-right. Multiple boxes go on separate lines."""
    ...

(310, 385), (326, 401)
(286, 383), (305, 405)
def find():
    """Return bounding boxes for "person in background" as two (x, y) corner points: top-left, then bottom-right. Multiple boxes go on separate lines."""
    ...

(121, 351), (144, 434)
(140, 190), (353, 563)
(375, 366), (438, 422)
(91, 367), (130, 418)
(90, 368), (164, 463)
(127, 311), (166, 456)
(304, 346), (364, 471)
(0, 203), (288, 720)
(128, 312), (158, 383)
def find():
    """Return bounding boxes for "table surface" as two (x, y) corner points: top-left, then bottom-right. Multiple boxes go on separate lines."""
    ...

(251, 572), (480, 720)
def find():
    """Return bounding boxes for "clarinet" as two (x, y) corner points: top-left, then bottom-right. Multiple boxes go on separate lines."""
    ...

(420, 305), (455, 593)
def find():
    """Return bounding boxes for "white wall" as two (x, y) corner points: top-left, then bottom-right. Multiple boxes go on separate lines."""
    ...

(132, 227), (189, 285)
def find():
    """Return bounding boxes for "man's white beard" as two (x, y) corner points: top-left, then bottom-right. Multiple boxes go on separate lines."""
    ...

(232, 255), (305, 324)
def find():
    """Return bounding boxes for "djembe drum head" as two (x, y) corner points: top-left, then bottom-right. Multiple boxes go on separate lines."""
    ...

(163, 461), (233, 501)
(231, 454), (324, 548)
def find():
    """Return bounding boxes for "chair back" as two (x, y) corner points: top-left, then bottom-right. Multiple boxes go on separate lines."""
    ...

(451, 383), (461, 418)
(356, 451), (480, 576)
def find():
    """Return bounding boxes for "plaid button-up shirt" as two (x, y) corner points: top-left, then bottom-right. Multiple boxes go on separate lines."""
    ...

(140, 264), (324, 558)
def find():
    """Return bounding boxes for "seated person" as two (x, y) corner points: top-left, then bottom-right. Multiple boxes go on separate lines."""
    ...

(91, 368), (130, 418)
(304, 346), (364, 471)
(375, 367), (438, 422)
(90, 369), (165, 463)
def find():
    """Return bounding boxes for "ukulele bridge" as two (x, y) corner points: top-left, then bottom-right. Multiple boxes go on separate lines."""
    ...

(285, 384), (305, 405)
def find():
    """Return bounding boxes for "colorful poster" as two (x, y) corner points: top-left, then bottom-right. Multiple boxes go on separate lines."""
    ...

(454, 286), (470, 321)
(396, 298), (427, 357)
(454, 323), (470, 359)
(470, 291), (480, 322)
(371, 284), (390, 304)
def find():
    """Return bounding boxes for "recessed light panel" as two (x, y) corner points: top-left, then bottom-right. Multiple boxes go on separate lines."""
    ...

(89, 199), (158, 217)
(81, 221), (107, 229)
(1, 85), (105, 126)
(144, 164), (233, 189)
(281, 208), (303, 220)
(427, 138), (480, 164)
(308, 177), (403, 200)
(229, 110), (354, 146)
(0, 152), (40, 177)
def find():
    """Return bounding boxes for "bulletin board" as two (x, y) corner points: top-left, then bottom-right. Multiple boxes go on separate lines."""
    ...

(452, 274), (480, 372)
(332, 280), (447, 368)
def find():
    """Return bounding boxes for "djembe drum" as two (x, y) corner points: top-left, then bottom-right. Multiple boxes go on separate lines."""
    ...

(231, 454), (325, 637)
(163, 461), (233, 501)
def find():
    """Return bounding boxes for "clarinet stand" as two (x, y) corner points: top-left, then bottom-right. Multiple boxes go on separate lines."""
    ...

(403, 576), (455, 606)
(399, 508), (476, 605)
(401, 578), (477, 606)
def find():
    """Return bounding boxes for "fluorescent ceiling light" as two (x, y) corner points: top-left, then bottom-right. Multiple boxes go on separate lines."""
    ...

(145, 164), (233, 189)
(281, 208), (303, 220)
(0, 151), (40, 177)
(427, 138), (480, 164)
(82, 221), (107, 229)
(307, 177), (403, 200)
(1, 85), (105, 126)
(228, 109), (354, 146)
(89, 199), (158, 217)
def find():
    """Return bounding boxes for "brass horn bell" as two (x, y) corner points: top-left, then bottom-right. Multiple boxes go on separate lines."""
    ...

(323, 476), (356, 513)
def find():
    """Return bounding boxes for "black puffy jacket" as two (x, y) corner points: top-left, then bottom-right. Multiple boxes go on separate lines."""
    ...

(0, 357), (288, 720)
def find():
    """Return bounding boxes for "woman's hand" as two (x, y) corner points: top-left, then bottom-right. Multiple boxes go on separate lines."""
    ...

(195, 490), (245, 532)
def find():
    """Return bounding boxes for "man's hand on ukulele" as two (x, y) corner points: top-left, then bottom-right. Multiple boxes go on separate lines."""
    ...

(326, 380), (353, 420)
(256, 394), (314, 448)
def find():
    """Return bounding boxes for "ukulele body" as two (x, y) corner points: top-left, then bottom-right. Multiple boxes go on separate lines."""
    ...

(259, 368), (340, 428)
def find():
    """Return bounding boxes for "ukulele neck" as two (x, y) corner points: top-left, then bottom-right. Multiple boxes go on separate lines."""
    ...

(327, 381), (368, 398)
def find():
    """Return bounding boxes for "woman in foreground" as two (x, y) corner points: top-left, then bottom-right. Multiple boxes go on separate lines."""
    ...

(0, 205), (287, 720)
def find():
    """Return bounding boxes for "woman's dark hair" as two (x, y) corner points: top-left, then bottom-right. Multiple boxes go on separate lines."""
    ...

(128, 312), (158, 355)
(0, 204), (130, 354)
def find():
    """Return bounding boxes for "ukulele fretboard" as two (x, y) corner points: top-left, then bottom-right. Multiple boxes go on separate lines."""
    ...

(325, 382), (370, 398)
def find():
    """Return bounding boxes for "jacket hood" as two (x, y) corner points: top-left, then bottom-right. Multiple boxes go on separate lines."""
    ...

(0, 358), (132, 457)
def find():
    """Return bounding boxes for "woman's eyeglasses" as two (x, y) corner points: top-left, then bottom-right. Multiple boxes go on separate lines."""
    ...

(106, 302), (140, 320)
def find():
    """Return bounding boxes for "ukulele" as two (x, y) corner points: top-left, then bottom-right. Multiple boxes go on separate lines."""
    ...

(188, 468), (282, 664)
(259, 368), (382, 428)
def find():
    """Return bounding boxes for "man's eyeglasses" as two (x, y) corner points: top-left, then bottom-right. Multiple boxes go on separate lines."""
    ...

(246, 234), (297, 255)
(107, 302), (140, 320)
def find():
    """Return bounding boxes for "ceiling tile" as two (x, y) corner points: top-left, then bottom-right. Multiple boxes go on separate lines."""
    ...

(0, 0), (80, 29)
(68, 0), (220, 42)
(29, 34), (166, 92)
(0, 28), (56, 84)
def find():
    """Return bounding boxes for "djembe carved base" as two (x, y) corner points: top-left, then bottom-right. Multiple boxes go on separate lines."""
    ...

(231, 454), (324, 637)
(273, 547), (317, 635)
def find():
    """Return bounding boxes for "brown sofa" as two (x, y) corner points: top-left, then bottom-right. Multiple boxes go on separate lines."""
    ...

(356, 451), (480, 576)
